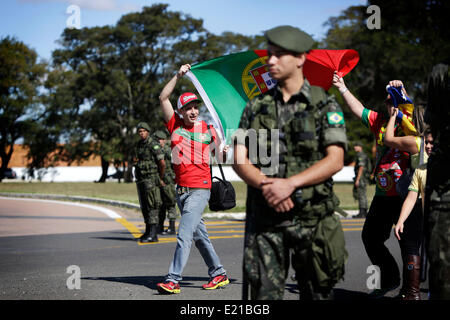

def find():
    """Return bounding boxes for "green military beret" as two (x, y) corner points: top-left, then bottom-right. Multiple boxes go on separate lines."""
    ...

(354, 141), (364, 147)
(137, 122), (151, 132)
(154, 129), (168, 140)
(265, 25), (314, 53)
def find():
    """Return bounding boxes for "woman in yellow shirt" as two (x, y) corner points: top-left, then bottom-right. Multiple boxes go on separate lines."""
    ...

(394, 130), (433, 237)
(384, 105), (433, 300)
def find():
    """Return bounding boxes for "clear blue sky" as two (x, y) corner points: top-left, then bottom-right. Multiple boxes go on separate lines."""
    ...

(1, 0), (366, 61)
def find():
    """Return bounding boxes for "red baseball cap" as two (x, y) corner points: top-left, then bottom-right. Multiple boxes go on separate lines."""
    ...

(177, 92), (201, 110)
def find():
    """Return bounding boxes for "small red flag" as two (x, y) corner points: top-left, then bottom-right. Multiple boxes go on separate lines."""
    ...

(304, 49), (359, 90)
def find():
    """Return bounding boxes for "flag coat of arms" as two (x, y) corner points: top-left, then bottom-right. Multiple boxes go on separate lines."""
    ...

(186, 49), (359, 142)
(250, 65), (277, 94)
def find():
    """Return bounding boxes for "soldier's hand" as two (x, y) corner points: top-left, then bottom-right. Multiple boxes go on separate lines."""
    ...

(160, 179), (166, 187)
(274, 198), (295, 213)
(261, 178), (296, 207)
(355, 180), (360, 188)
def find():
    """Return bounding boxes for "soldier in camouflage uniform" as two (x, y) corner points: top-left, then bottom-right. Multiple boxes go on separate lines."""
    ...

(154, 129), (177, 235)
(134, 122), (165, 243)
(353, 141), (369, 218)
(424, 63), (450, 299)
(232, 25), (348, 300)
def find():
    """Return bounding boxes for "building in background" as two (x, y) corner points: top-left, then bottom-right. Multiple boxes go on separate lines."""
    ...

(4, 145), (355, 182)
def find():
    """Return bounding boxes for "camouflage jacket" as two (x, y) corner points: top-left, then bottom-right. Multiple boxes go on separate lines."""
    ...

(161, 142), (175, 184)
(354, 151), (370, 182)
(234, 79), (348, 226)
(134, 136), (164, 181)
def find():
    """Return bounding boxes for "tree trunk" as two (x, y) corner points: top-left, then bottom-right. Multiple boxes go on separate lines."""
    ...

(124, 154), (134, 183)
(96, 156), (109, 183)
(0, 144), (14, 183)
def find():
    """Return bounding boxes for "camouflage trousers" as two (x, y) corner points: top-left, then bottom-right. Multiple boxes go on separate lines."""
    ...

(428, 194), (450, 300)
(159, 183), (178, 222)
(136, 179), (162, 225)
(353, 179), (368, 210)
(243, 222), (333, 300)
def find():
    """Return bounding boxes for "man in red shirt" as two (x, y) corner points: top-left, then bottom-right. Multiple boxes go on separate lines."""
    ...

(156, 64), (230, 294)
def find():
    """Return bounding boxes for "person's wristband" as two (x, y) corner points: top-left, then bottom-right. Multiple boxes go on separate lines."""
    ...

(339, 87), (348, 94)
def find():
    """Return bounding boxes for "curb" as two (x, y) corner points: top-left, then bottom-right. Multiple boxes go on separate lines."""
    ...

(0, 192), (141, 210)
(0, 193), (358, 220)
(0, 192), (247, 220)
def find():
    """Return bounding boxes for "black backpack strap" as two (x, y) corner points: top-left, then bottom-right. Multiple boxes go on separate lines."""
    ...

(208, 125), (213, 179)
(218, 162), (225, 180)
(207, 125), (226, 181)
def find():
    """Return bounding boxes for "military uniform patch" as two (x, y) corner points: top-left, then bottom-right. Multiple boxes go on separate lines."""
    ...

(327, 112), (344, 125)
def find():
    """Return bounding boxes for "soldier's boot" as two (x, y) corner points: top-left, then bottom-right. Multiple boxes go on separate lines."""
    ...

(139, 223), (151, 241)
(165, 220), (176, 235)
(140, 224), (159, 243)
(158, 221), (167, 235)
(353, 208), (367, 218)
(402, 255), (421, 300)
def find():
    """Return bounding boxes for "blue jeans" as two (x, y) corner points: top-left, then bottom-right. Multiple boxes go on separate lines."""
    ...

(165, 187), (226, 283)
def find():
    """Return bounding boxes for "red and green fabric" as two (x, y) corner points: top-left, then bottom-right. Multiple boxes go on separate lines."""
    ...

(165, 113), (218, 189)
(186, 49), (359, 143)
(362, 108), (410, 196)
(186, 50), (269, 142)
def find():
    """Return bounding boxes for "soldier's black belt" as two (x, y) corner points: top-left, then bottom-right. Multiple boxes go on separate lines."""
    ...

(176, 186), (202, 195)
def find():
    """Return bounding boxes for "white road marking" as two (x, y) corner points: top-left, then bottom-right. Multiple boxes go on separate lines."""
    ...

(0, 197), (122, 219)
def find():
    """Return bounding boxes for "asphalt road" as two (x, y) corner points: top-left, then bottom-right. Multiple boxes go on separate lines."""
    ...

(0, 197), (429, 303)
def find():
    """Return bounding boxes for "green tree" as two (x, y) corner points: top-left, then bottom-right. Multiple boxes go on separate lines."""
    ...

(321, 0), (450, 163)
(51, 4), (211, 182)
(0, 37), (47, 181)
(22, 66), (92, 173)
(51, 4), (266, 182)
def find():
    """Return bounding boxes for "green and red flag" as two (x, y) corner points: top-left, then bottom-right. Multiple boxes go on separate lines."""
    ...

(186, 49), (359, 142)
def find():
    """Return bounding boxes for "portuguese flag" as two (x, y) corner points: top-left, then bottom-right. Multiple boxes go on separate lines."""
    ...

(186, 49), (359, 142)
(186, 50), (269, 143)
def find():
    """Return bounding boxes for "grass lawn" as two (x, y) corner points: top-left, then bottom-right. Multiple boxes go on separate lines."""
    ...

(0, 181), (375, 212)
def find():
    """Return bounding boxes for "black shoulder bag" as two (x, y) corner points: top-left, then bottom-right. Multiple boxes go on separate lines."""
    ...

(207, 125), (236, 211)
(209, 163), (236, 211)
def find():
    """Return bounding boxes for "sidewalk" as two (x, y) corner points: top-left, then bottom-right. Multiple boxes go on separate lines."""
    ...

(203, 210), (360, 220)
